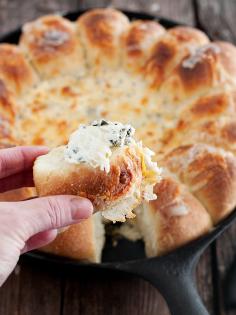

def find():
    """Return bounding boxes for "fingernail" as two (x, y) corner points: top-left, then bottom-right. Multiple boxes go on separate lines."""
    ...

(70, 197), (94, 220)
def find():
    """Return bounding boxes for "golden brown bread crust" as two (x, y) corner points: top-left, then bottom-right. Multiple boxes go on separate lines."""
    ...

(161, 90), (236, 150)
(0, 188), (36, 201)
(143, 26), (209, 88)
(163, 144), (236, 224)
(183, 90), (236, 119)
(20, 15), (86, 78)
(158, 42), (236, 109)
(122, 20), (165, 72)
(187, 119), (236, 154)
(76, 8), (129, 69)
(0, 80), (17, 145)
(34, 146), (142, 218)
(216, 41), (236, 80)
(0, 80), (16, 120)
(40, 215), (104, 263)
(141, 175), (212, 256)
(0, 44), (38, 97)
(163, 117), (236, 156)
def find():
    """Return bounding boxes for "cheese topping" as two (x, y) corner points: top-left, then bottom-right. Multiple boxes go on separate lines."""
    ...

(182, 43), (221, 69)
(64, 120), (135, 172)
(64, 119), (162, 202)
(42, 30), (70, 46)
(140, 145), (162, 200)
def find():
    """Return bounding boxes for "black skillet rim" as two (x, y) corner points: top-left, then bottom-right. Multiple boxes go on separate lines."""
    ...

(1, 9), (236, 268)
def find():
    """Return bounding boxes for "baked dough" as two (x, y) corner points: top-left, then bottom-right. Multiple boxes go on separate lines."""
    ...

(40, 213), (105, 263)
(33, 121), (161, 222)
(163, 144), (236, 224)
(0, 8), (236, 261)
(136, 173), (212, 256)
(20, 15), (86, 79)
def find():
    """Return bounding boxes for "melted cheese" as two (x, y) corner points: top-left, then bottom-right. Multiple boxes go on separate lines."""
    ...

(14, 70), (175, 152)
(139, 144), (162, 200)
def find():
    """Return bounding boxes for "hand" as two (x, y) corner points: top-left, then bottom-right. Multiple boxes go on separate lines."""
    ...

(0, 146), (93, 286)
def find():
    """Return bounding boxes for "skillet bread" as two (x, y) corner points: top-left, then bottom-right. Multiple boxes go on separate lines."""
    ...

(1, 8), (236, 261)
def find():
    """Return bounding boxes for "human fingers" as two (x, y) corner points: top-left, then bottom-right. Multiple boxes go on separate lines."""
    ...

(2, 195), (93, 240)
(0, 146), (48, 179)
(0, 170), (34, 193)
(21, 229), (58, 254)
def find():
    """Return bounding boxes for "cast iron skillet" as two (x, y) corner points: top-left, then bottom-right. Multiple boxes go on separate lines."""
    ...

(2, 9), (236, 315)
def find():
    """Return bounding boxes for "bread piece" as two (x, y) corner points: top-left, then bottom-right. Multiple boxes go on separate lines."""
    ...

(143, 26), (209, 89)
(161, 89), (236, 150)
(33, 120), (162, 222)
(76, 8), (129, 70)
(34, 145), (144, 222)
(136, 174), (212, 256)
(187, 118), (236, 154)
(121, 20), (165, 72)
(179, 89), (236, 123)
(163, 117), (236, 156)
(0, 188), (36, 202)
(163, 144), (236, 223)
(20, 15), (86, 79)
(0, 44), (38, 97)
(40, 213), (105, 263)
(158, 42), (236, 111)
(0, 80), (18, 145)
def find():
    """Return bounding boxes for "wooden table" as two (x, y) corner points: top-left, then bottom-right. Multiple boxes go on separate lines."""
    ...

(0, 0), (236, 314)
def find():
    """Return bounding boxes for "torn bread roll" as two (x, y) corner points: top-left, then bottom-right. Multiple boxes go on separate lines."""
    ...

(40, 212), (105, 263)
(33, 120), (162, 222)
(135, 174), (212, 257)
(163, 144), (236, 224)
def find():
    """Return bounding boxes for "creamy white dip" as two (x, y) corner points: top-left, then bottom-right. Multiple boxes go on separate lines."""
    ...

(64, 119), (162, 202)
(64, 120), (135, 172)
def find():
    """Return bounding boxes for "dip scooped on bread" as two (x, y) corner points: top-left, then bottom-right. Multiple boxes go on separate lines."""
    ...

(33, 120), (162, 222)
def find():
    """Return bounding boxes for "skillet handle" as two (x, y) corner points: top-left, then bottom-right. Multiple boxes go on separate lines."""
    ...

(120, 256), (210, 315)
(147, 272), (210, 315)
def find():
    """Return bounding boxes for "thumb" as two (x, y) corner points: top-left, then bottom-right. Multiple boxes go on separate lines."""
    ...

(8, 195), (93, 239)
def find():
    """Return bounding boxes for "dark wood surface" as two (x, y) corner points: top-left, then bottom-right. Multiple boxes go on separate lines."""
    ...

(0, 0), (236, 314)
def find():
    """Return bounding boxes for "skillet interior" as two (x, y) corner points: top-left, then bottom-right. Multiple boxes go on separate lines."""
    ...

(1, 9), (236, 268)
(3, 9), (236, 315)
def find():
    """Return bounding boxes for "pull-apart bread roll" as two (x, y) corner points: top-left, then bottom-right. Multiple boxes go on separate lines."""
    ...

(0, 44), (38, 145)
(121, 20), (166, 72)
(158, 42), (236, 111)
(163, 144), (236, 224)
(0, 44), (38, 144)
(0, 44), (38, 97)
(163, 117), (236, 156)
(76, 8), (129, 70)
(40, 213), (105, 263)
(143, 26), (209, 89)
(0, 81), (16, 145)
(136, 173), (212, 257)
(34, 120), (162, 222)
(161, 89), (236, 151)
(20, 15), (86, 78)
(180, 117), (236, 155)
